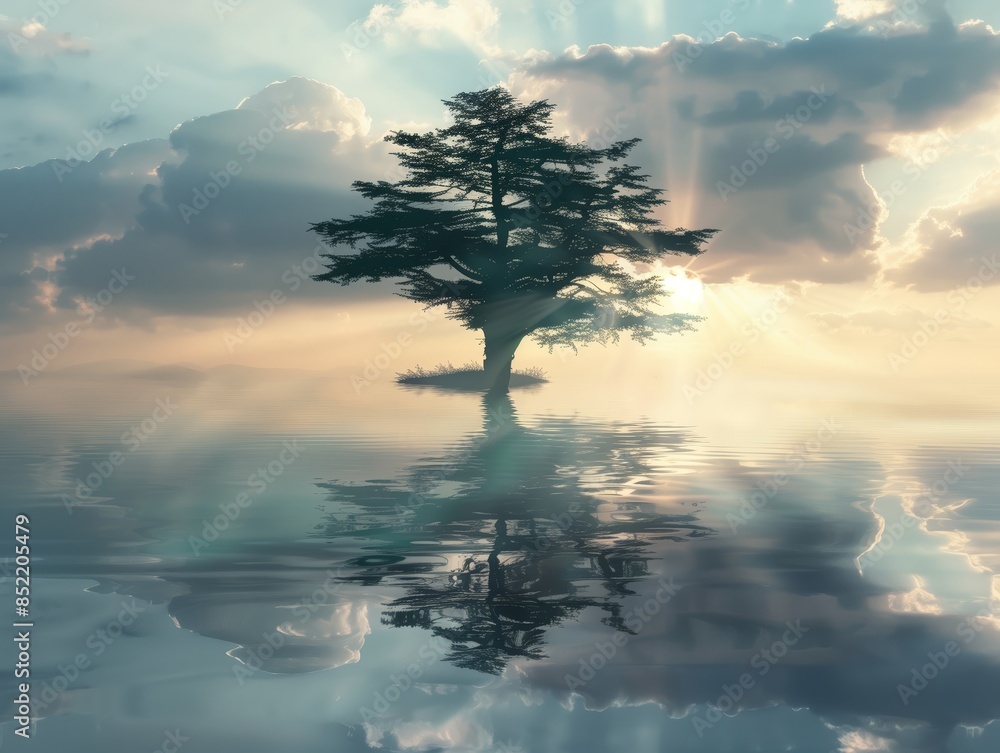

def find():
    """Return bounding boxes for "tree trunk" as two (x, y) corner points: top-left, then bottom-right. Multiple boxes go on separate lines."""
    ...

(482, 329), (523, 395)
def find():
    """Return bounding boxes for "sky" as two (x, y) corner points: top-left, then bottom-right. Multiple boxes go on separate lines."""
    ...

(2, 0), (1000, 402)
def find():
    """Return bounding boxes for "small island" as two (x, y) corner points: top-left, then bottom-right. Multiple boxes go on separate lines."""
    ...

(395, 362), (547, 391)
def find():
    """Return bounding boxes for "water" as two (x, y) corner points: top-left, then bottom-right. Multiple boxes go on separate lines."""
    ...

(1, 367), (998, 752)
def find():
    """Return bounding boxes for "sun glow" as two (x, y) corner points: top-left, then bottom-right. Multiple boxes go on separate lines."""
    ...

(661, 267), (706, 312)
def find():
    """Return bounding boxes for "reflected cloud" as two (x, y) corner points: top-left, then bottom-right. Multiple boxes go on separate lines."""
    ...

(315, 394), (713, 674)
(3, 373), (1000, 752)
(170, 589), (370, 675)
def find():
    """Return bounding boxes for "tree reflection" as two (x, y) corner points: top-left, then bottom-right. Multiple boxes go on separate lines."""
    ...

(316, 394), (712, 674)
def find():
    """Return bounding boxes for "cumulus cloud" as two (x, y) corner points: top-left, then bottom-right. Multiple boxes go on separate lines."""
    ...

(236, 78), (372, 138)
(338, 452), (1000, 753)
(831, 0), (951, 31)
(834, 0), (897, 23)
(367, 715), (493, 751)
(4, 17), (1000, 334)
(0, 77), (399, 333)
(510, 21), (1000, 284)
(361, 0), (502, 55)
(888, 169), (1000, 291)
(0, 138), (172, 326)
(180, 596), (372, 674)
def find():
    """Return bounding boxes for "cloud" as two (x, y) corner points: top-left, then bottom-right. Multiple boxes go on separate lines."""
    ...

(834, 0), (897, 23)
(311, 430), (1000, 753)
(5, 19), (1000, 333)
(173, 592), (371, 674)
(0, 138), (172, 326)
(510, 21), (1000, 284)
(236, 77), (372, 138)
(831, 0), (951, 31)
(0, 17), (100, 169)
(0, 17), (91, 57)
(361, 0), (502, 55)
(368, 715), (493, 751)
(888, 169), (1000, 291)
(0, 77), (394, 332)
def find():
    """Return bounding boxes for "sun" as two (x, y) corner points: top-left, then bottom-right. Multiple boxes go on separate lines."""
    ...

(661, 267), (706, 312)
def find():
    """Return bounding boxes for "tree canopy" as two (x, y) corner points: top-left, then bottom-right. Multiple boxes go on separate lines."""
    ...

(311, 87), (717, 392)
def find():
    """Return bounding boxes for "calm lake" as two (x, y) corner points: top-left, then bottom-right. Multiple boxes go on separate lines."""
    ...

(1, 365), (998, 753)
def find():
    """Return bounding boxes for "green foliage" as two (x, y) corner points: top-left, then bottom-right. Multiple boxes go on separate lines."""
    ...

(311, 86), (716, 350)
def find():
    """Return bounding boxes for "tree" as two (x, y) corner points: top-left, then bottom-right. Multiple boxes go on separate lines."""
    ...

(311, 87), (717, 394)
(315, 395), (712, 674)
